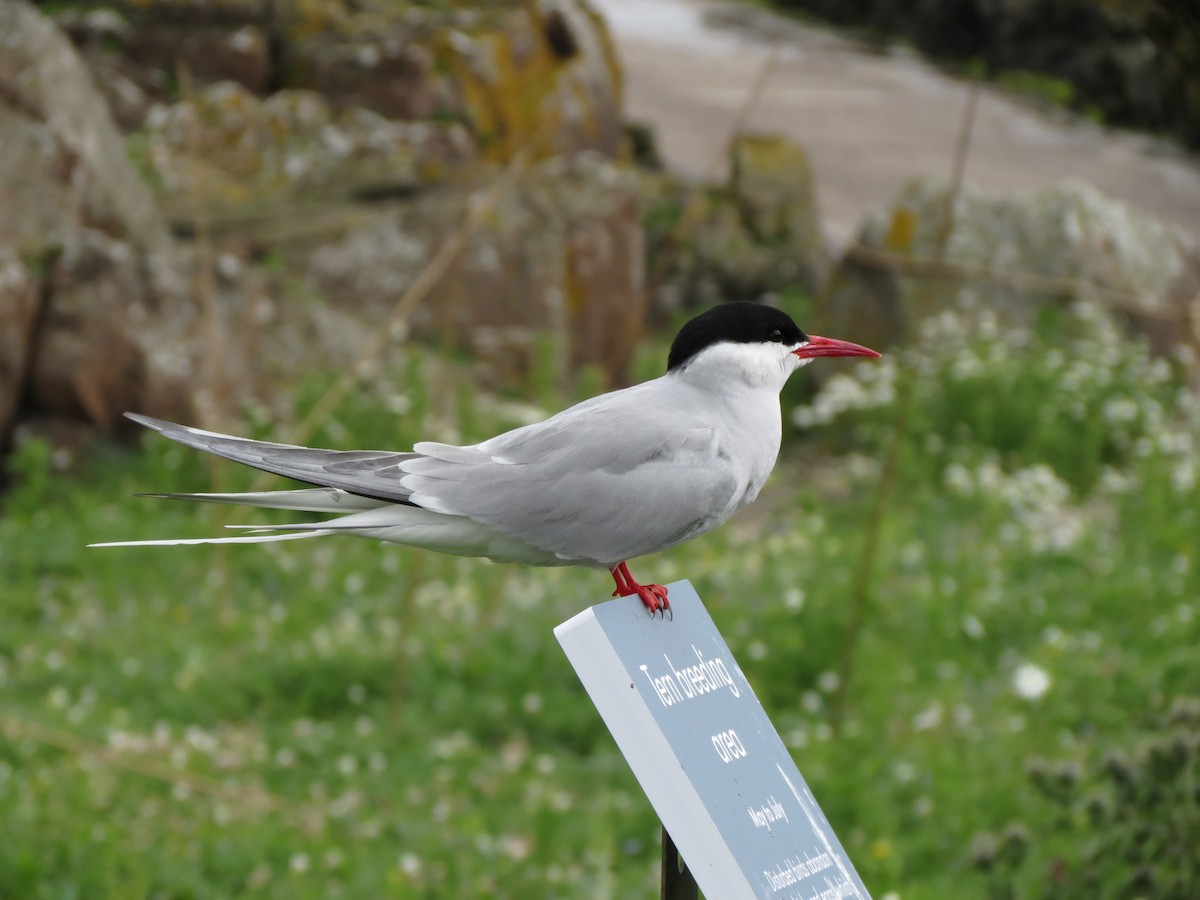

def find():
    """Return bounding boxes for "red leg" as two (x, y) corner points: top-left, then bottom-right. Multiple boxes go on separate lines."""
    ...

(610, 563), (631, 597)
(609, 562), (671, 619)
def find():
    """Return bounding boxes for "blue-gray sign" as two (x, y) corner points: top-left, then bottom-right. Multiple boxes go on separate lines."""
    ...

(555, 580), (871, 900)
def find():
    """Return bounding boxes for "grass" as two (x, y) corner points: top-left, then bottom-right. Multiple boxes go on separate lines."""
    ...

(1, 301), (1197, 898)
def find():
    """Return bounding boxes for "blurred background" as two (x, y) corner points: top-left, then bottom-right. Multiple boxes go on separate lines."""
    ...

(1, 0), (1198, 896)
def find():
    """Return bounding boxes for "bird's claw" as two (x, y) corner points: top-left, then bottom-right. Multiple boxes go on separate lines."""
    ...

(636, 584), (671, 619)
(611, 582), (671, 618)
(610, 563), (671, 620)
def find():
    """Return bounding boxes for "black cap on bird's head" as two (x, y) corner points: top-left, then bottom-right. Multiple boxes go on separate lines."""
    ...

(666, 301), (880, 372)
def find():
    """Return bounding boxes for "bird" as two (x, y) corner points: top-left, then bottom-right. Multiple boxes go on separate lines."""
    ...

(91, 302), (880, 616)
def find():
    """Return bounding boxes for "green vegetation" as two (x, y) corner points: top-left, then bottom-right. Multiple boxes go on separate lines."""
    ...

(995, 71), (1076, 114)
(974, 697), (1200, 899)
(2, 301), (1197, 897)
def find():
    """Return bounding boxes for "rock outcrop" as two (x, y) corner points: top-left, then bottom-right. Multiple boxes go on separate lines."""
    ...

(295, 153), (644, 383)
(0, 0), (195, 452)
(0, 7), (165, 254)
(139, 81), (479, 224)
(644, 133), (829, 317)
(0, 0), (640, 462)
(53, 0), (623, 161)
(0, 251), (40, 446)
(820, 177), (1200, 360)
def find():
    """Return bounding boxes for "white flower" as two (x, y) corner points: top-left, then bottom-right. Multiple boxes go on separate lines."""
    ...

(783, 588), (805, 611)
(399, 853), (421, 876)
(944, 462), (973, 495)
(1012, 662), (1051, 701)
(1171, 460), (1196, 493)
(911, 701), (944, 731)
(891, 760), (917, 783)
(961, 615), (985, 640)
(1101, 397), (1139, 425)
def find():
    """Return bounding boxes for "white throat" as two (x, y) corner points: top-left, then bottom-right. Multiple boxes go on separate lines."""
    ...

(672, 341), (806, 394)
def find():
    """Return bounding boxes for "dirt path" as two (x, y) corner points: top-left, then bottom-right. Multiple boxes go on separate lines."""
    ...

(593, 0), (1200, 250)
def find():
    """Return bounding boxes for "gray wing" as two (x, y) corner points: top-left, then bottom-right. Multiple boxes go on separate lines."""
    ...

(126, 414), (419, 505)
(397, 381), (741, 565)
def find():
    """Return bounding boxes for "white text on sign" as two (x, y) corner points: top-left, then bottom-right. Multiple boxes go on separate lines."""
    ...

(748, 795), (789, 830)
(763, 851), (834, 891)
(712, 728), (747, 763)
(638, 644), (740, 707)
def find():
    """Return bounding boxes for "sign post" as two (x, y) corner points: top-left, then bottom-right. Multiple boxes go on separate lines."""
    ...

(555, 581), (871, 900)
(662, 824), (699, 899)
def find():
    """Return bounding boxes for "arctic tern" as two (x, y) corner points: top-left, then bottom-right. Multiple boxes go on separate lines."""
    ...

(92, 302), (880, 616)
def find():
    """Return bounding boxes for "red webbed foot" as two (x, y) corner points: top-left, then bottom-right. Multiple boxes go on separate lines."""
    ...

(610, 562), (672, 620)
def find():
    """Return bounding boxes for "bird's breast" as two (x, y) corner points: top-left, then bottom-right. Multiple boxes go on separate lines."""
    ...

(711, 394), (783, 511)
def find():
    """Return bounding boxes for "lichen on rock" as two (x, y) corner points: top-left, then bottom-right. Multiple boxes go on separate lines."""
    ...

(140, 81), (477, 220)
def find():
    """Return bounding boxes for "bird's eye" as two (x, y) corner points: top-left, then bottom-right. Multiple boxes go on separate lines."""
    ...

(770, 330), (783, 342)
